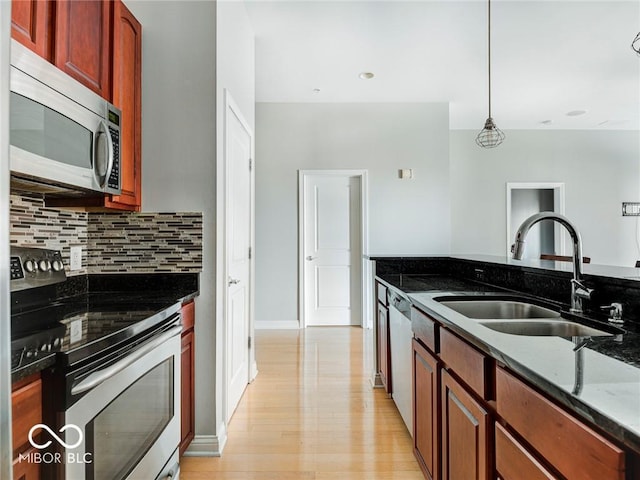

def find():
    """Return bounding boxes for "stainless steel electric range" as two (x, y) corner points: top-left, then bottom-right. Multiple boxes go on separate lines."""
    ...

(10, 246), (182, 480)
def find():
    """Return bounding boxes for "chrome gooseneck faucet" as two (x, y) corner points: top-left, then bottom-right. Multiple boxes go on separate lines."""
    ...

(511, 212), (593, 314)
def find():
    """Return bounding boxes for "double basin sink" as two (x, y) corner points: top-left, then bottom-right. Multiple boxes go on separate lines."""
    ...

(436, 297), (621, 338)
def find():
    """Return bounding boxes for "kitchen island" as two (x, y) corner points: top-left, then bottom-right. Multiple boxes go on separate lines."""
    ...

(371, 256), (640, 480)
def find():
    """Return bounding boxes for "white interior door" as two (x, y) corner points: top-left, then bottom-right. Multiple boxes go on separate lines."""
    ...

(303, 173), (362, 326)
(226, 97), (252, 420)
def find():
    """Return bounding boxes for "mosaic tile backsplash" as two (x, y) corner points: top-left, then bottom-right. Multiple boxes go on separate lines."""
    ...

(88, 213), (203, 273)
(10, 195), (89, 275)
(10, 194), (203, 276)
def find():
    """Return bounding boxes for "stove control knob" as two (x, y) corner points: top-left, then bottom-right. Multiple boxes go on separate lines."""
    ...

(26, 350), (34, 359)
(40, 344), (48, 352)
(24, 260), (37, 273)
(38, 260), (51, 272)
(53, 338), (61, 348)
(52, 260), (64, 272)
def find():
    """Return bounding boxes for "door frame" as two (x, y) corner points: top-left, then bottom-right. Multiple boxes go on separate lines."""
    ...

(222, 90), (256, 425)
(506, 182), (566, 258)
(298, 169), (369, 329)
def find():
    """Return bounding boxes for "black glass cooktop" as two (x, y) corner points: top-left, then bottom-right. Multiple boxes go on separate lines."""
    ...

(11, 296), (180, 370)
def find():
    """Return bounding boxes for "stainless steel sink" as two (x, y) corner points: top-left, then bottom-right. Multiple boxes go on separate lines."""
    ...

(438, 299), (560, 320)
(436, 297), (615, 337)
(479, 320), (612, 337)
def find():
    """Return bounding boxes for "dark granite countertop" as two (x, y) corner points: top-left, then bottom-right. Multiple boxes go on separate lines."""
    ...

(11, 353), (56, 383)
(11, 273), (200, 383)
(376, 273), (640, 453)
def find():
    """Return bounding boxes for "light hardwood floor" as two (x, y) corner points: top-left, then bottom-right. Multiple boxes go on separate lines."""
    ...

(180, 327), (423, 479)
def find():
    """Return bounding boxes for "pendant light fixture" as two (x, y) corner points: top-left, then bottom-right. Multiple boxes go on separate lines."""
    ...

(476, 0), (505, 148)
(632, 31), (640, 56)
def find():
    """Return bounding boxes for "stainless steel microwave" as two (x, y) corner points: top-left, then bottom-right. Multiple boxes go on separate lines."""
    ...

(9, 40), (121, 196)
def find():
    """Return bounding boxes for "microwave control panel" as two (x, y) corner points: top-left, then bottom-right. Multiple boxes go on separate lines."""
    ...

(107, 107), (121, 193)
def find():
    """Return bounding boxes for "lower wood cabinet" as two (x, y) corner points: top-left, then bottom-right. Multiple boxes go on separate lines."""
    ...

(496, 367), (625, 480)
(12, 373), (42, 480)
(441, 369), (490, 480)
(13, 450), (41, 480)
(495, 422), (556, 480)
(409, 302), (635, 480)
(412, 339), (440, 480)
(180, 300), (196, 456)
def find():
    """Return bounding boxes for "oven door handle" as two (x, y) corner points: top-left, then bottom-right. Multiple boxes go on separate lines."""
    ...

(71, 325), (182, 395)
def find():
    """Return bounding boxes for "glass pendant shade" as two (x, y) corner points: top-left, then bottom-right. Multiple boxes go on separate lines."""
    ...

(633, 32), (640, 56)
(476, 117), (505, 148)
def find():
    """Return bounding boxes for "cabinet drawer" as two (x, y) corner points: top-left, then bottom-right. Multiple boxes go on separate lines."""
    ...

(496, 367), (625, 480)
(495, 423), (557, 480)
(411, 306), (438, 353)
(12, 374), (42, 457)
(439, 328), (490, 399)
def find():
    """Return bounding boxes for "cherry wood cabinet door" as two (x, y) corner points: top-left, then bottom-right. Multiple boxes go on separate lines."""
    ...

(54, 0), (111, 98)
(412, 339), (440, 480)
(378, 303), (391, 394)
(441, 370), (490, 480)
(13, 450), (40, 480)
(11, 0), (52, 59)
(12, 374), (42, 480)
(105, 0), (142, 211)
(180, 329), (195, 456)
(180, 301), (195, 456)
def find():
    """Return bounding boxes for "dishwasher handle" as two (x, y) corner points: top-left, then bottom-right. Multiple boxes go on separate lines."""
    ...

(388, 291), (411, 318)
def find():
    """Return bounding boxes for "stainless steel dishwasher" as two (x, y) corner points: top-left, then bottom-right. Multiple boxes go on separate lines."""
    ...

(388, 289), (413, 435)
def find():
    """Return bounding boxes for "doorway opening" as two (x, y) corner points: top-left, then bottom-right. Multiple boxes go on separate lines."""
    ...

(506, 182), (565, 259)
(298, 170), (369, 328)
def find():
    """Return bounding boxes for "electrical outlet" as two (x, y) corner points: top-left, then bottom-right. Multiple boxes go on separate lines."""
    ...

(70, 246), (82, 271)
(70, 319), (83, 344)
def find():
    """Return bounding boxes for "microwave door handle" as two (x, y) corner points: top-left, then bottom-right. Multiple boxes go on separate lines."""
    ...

(104, 120), (114, 188)
(93, 121), (112, 188)
(71, 325), (182, 395)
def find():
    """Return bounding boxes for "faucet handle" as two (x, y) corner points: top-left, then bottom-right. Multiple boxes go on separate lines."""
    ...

(600, 303), (623, 324)
(571, 279), (594, 300)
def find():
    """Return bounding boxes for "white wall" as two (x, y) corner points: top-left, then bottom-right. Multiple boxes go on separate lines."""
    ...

(255, 102), (450, 325)
(125, 0), (218, 448)
(215, 0), (255, 453)
(124, 0), (255, 456)
(450, 129), (640, 267)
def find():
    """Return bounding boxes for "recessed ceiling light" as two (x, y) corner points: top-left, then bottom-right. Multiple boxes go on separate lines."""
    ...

(566, 110), (587, 117)
(359, 72), (374, 80)
(312, 88), (321, 94)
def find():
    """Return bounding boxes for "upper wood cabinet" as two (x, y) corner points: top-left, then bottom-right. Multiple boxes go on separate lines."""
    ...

(15, 0), (144, 211)
(54, 0), (112, 99)
(104, 0), (142, 211)
(11, 0), (52, 59)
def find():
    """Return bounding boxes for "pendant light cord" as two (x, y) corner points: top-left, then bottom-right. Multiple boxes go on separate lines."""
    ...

(488, 0), (492, 119)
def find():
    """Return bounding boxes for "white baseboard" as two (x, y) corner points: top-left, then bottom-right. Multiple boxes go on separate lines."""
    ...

(183, 424), (228, 457)
(255, 320), (300, 329)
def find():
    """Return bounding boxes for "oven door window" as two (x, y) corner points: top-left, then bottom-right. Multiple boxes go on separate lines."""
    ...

(87, 359), (174, 480)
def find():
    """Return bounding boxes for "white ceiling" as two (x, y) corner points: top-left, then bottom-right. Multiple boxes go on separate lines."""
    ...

(244, 0), (640, 130)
